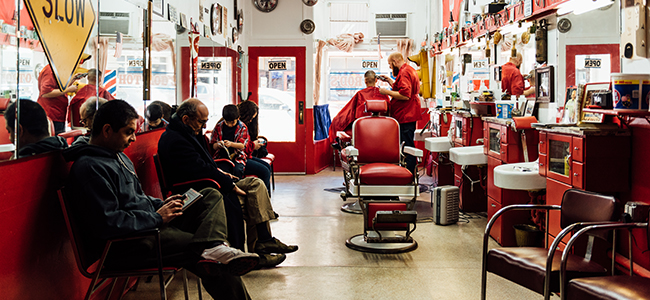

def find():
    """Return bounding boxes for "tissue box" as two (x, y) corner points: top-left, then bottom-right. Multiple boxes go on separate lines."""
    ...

(496, 103), (512, 119)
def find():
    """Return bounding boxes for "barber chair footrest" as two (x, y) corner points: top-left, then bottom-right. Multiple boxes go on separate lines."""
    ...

(374, 210), (417, 224)
(365, 235), (414, 243)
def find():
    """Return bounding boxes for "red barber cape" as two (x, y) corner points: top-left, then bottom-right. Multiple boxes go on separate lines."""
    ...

(328, 87), (389, 143)
(68, 84), (115, 127)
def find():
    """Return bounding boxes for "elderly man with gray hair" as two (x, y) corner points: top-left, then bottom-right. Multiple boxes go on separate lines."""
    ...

(71, 97), (108, 146)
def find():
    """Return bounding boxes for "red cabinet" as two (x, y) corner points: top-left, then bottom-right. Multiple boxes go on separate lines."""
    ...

(452, 113), (484, 147)
(541, 131), (630, 193)
(539, 129), (631, 247)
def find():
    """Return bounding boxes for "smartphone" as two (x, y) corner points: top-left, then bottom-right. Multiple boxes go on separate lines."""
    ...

(181, 188), (203, 211)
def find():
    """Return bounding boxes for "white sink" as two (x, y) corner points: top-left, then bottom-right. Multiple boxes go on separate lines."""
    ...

(449, 146), (487, 165)
(494, 162), (546, 190)
(424, 137), (453, 152)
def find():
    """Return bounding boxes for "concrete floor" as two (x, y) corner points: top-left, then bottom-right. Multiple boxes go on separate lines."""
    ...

(123, 169), (558, 299)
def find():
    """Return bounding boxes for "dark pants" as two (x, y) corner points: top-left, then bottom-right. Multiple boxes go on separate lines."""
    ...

(53, 121), (65, 136)
(400, 121), (417, 174)
(106, 188), (251, 300)
(245, 157), (272, 195)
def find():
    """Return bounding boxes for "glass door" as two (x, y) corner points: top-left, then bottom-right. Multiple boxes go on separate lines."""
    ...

(248, 47), (306, 173)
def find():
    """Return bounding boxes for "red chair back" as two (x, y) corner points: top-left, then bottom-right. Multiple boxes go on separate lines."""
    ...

(57, 187), (94, 278)
(153, 153), (170, 198)
(352, 116), (400, 164)
(58, 130), (85, 145)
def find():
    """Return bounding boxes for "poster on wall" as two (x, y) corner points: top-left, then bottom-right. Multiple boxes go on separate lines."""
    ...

(152, 0), (164, 17)
(199, 0), (205, 22)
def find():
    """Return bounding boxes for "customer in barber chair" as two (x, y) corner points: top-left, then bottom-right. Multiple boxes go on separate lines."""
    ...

(328, 70), (389, 144)
(71, 97), (108, 146)
(158, 98), (297, 269)
(4, 100), (67, 159)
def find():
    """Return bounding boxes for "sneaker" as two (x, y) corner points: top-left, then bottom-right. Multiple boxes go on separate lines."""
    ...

(256, 253), (287, 269)
(255, 237), (298, 254)
(198, 244), (260, 276)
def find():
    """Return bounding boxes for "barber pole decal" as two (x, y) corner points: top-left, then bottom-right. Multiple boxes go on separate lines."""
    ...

(189, 24), (200, 97)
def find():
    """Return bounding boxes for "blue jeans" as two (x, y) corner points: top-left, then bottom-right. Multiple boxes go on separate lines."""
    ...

(400, 121), (417, 174)
(245, 157), (272, 195)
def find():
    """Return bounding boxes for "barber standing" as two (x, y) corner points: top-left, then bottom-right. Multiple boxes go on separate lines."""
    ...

(378, 52), (421, 174)
(37, 53), (90, 135)
(501, 52), (525, 97)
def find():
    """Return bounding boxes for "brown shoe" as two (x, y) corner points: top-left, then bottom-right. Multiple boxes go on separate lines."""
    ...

(256, 253), (287, 269)
(255, 237), (298, 254)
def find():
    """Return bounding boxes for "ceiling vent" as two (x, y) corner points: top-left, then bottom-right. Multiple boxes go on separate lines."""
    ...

(375, 13), (408, 37)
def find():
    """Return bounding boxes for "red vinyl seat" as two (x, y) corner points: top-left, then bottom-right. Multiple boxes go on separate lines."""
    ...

(359, 163), (413, 185)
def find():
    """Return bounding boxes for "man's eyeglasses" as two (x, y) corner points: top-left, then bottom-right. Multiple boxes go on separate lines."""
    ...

(194, 117), (208, 126)
(80, 117), (89, 126)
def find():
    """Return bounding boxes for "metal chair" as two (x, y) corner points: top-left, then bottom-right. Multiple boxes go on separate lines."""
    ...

(153, 153), (221, 198)
(481, 188), (618, 300)
(57, 187), (195, 300)
(560, 218), (650, 300)
(342, 100), (423, 253)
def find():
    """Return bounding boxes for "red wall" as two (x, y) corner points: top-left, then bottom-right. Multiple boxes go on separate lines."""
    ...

(0, 130), (164, 299)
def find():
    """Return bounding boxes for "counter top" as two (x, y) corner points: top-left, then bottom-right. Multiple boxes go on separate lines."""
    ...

(533, 123), (630, 136)
(481, 117), (513, 126)
(451, 110), (479, 118)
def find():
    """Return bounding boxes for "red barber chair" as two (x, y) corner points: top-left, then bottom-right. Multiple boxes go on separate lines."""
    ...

(341, 100), (422, 253)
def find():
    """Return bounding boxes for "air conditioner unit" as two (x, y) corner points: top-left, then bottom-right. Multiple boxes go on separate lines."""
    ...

(99, 12), (136, 37)
(375, 13), (408, 37)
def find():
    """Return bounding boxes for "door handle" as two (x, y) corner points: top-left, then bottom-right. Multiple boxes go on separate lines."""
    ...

(298, 101), (304, 125)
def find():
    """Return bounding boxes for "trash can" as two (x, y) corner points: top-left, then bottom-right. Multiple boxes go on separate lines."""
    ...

(513, 224), (544, 247)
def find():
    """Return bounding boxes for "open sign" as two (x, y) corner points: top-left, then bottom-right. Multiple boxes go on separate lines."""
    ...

(268, 61), (287, 70)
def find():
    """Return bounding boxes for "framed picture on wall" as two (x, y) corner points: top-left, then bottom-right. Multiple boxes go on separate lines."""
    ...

(152, 0), (165, 17)
(524, 99), (536, 116)
(535, 66), (555, 102)
(579, 82), (610, 124)
(560, 86), (578, 123)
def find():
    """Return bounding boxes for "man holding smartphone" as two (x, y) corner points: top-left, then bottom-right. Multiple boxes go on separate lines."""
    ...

(378, 52), (421, 174)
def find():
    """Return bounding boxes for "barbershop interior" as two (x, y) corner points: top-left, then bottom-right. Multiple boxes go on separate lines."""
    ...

(2, 0), (650, 299)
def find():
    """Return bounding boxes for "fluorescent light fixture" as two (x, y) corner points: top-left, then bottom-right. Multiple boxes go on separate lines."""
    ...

(556, 0), (613, 15)
(574, 0), (614, 14)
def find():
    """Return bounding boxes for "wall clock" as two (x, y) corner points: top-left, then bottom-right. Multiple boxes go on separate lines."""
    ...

(302, 0), (317, 6)
(253, 0), (277, 13)
(300, 19), (315, 34)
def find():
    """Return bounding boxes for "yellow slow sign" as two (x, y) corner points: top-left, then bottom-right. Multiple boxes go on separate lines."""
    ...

(24, 0), (96, 91)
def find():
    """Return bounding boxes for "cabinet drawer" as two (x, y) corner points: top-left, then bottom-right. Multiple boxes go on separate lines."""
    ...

(572, 161), (584, 189)
(488, 197), (502, 245)
(501, 126), (519, 144)
(539, 132), (547, 154)
(487, 156), (502, 203)
(572, 137), (584, 162)
(546, 178), (572, 238)
(538, 153), (547, 177)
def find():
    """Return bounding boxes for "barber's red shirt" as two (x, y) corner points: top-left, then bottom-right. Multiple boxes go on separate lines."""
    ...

(390, 63), (421, 124)
(68, 84), (115, 127)
(37, 65), (68, 122)
(501, 62), (524, 96)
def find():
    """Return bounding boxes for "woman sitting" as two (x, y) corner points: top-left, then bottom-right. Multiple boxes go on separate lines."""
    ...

(238, 101), (273, 193)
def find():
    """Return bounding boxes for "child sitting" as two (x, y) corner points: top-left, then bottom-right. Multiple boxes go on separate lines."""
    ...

(210, 105), (250, 179)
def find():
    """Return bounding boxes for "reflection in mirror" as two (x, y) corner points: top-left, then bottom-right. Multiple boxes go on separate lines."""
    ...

(99, 0), (145, 115)
(148, 13), (176, 116)
(1, 0), (100, 161)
